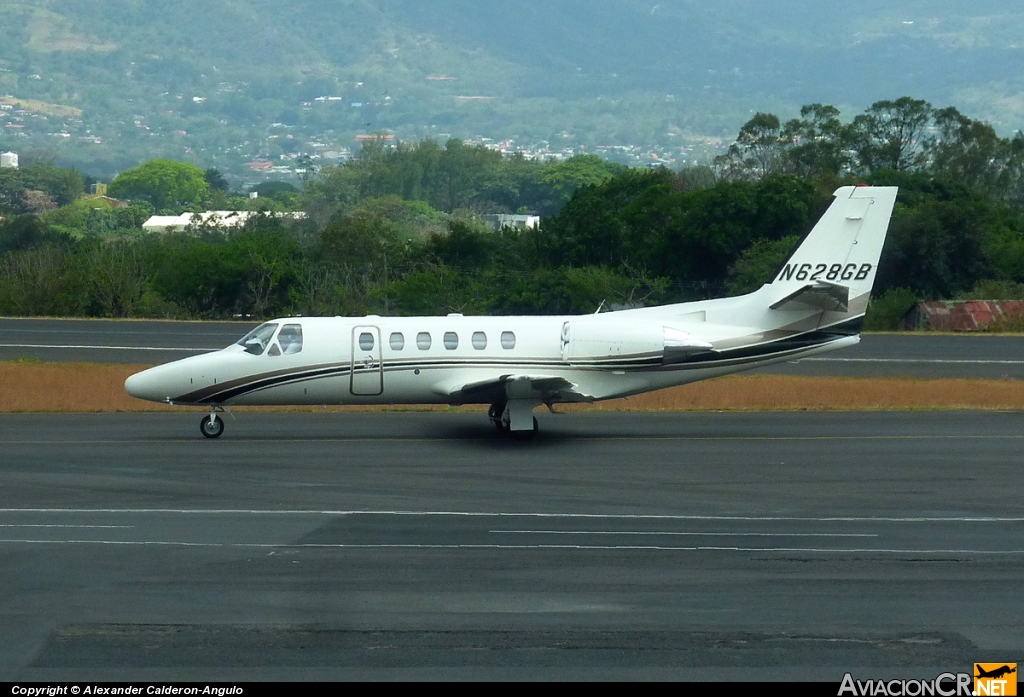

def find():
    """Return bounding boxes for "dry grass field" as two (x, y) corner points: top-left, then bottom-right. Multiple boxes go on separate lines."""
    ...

(3, 361), (1024, 413)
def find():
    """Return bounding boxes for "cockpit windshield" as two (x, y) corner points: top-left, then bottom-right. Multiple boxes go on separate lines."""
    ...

(236, 323), (278, 355)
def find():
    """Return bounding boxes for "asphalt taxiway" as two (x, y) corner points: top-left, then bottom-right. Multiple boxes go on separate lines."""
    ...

(1, 411), (1021, 680)
(2, 317), (1023, 379)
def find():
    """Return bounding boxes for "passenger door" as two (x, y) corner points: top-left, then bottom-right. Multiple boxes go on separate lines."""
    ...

(350, 325), (383, 396)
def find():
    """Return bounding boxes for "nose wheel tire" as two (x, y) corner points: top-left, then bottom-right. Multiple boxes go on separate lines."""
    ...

(200, 414), (225, 439)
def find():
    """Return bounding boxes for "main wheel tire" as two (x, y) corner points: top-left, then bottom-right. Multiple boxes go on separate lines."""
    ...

(200, 414), (225, 439)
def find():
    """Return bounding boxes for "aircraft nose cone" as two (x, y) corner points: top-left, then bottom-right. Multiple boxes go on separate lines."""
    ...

(125, 368), (163, 402)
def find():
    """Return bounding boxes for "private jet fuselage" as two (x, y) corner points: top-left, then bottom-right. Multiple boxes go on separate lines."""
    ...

(126, 185), (898, 438)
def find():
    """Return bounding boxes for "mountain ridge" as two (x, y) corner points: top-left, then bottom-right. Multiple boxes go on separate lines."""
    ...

(2, 1), (1023, 178)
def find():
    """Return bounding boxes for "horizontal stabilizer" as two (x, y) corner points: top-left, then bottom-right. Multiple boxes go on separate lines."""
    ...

(770, 281), (850, 312)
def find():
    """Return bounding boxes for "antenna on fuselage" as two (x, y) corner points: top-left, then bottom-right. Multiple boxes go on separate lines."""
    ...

(594, 300), (606, 314)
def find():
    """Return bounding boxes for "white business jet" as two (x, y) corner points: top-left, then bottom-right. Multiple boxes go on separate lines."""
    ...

(126, 185), (898, 439)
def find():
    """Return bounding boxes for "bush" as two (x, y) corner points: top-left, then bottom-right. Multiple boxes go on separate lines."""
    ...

(959, 279), (1024, 300)
(863, 288), (918, 331)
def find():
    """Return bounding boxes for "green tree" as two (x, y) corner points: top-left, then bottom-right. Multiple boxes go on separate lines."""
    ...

(108, 159), (209, 211)
(862, 288), (918, 331)
(538, 154), (623, 211)
(434, 139), (505, 212)
(873, 189), (991, 298)
(0, 164), (84, 213)
(0, 214), (75, 254)
(385, 264), (483, 315)
(228, 222), (303, 318)
(83, 239), (148, 317)
(735, 112), (785, 177)
(42, 197), (115, 236)
(302, 163), (360, 225)
(851, 98), (933, 173)
(783, 104), (852, 178)
(926, 107), (1018, 194)
(544, 168), (674, 268)
(714, 113), (785, 180)
(0, 244), (89, 316)
(204, 168), (230, 192)
(727, 235), (801, 295)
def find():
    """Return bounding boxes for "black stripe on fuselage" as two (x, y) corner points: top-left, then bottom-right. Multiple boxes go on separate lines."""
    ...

(664, 316), (863, 369)
(173, 317), (862, 404)
(177, 364), (349, 404)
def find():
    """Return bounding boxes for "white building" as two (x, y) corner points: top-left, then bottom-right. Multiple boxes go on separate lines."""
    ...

(482, 214), (541, 231)
(0, 152), (18, 168)
(142, 211), (306, 233)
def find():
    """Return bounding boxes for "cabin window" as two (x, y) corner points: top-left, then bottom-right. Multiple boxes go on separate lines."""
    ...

(472, 331), (487, 350)
(417, 332), (431, 350)
(444, 332), (459, 350)
(267, 343), (281, 356)
(278, 324), (303, 355)
(390, 332), (405, 350)
(236, 323), (278, 355)
(501, 331), (516, 349)
(358, 332), (375, 351)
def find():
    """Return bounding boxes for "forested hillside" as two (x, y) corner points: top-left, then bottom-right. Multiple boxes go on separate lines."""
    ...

(1, 1), (1023, 178)
(4, 95), (1024, 329)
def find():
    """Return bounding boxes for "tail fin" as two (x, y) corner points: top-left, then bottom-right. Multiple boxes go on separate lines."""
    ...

(769, 186), (897, 315)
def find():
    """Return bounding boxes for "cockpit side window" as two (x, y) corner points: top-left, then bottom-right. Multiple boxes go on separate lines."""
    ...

(278, 324), (303, 355)
(236, 323), (279, 355)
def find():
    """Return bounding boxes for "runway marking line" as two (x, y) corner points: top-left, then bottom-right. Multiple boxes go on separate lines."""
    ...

(0, 538), (1021, 554)
(807, 358), (1024, 365)
(2, 328), (235, 336)
(1, 509), (1022, 523)
(0, 343), (208, 352)
(490, 530), (879, 537)
(3, 434), (1024, 445)
(0, 524), (132, 528)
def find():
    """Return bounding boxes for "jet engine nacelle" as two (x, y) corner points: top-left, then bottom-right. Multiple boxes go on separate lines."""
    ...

(561, 318), (712, 365)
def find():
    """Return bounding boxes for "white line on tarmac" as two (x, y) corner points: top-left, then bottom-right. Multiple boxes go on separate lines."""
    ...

(805, 358), (1024, 364)
(0, 539), (1021, 554)
(490, 530), (879, 537)
(0, 343), (208, 352)
(0, 524), (132, 528)
(0, 509), (1022, 522)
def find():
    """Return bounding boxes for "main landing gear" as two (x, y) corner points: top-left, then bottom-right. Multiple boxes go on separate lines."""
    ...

(489, 400), (539, 440)
(200, 407), (226, 439)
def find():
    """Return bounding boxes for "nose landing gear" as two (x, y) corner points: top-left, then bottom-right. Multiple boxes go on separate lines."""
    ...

(200, 407), (226, 439)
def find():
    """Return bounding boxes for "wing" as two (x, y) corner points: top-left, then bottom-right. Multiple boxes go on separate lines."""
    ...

(436, 373), (594, 405)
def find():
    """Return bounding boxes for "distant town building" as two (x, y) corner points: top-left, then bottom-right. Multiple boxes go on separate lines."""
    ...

(142, 211), (306, 233)
(90, 182), (107, 196)
(483, 214), (540, 231)
(0, 152), (18, 168)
